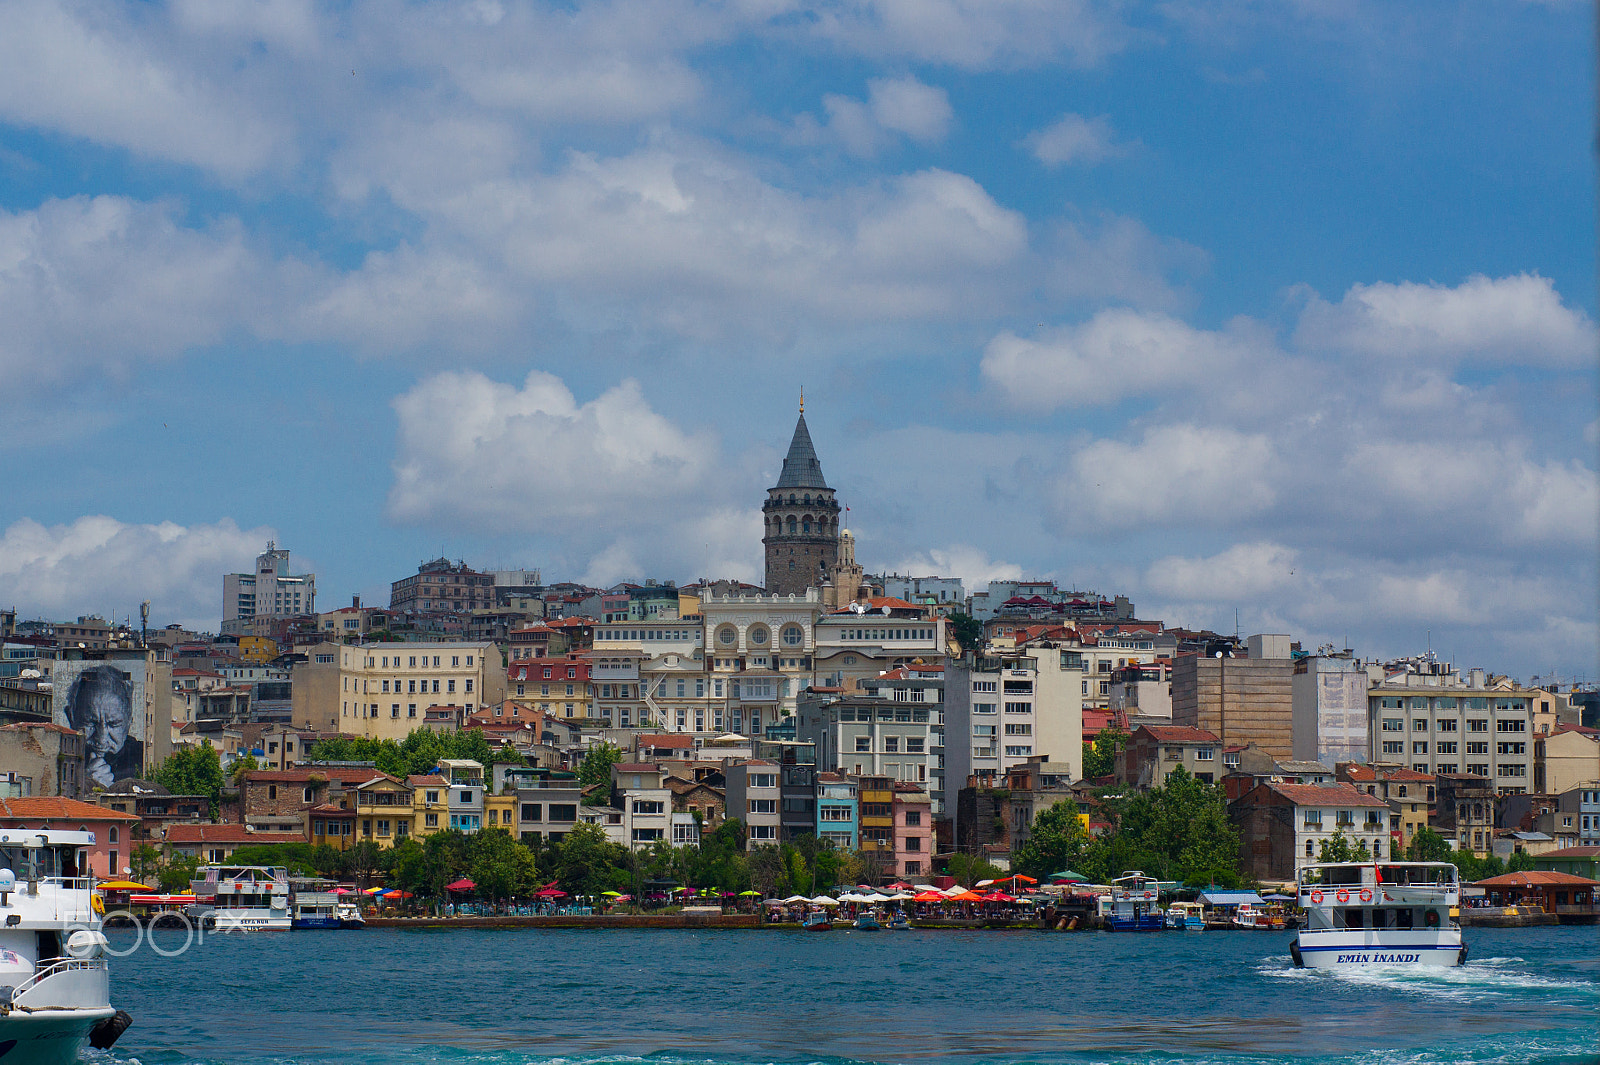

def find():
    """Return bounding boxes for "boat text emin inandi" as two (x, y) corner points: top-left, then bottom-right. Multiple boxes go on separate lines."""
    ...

(1292, 861), (1466, 968)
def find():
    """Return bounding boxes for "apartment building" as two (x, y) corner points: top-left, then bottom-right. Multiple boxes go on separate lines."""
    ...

(724, 759), (781, 846)
(223, 543), (315, 635)
(1367, 667), (1535, 793)
(507, 654), (591, 721)
(1172, 636), (1296, 760)
(291, 640), (505, 738)
(1229, 782), (1392, 882)
(1292, 652), (1370, 767)
(390, 558), (495, 614)
(943, 645), (1083, 816)
(613, 762), (672, 848)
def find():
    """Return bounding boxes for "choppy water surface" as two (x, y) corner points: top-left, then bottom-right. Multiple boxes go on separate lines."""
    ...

(100, 926), (1597, 1065)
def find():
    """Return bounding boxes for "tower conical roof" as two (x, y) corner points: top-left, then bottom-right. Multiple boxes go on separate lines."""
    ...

(775, 412), (829, 490)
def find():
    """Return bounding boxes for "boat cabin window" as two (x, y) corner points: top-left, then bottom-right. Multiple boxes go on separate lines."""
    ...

(1334, 909), (1365, 929)
(0, 845), (76, 879)
(1394, 908), (1415, 929)
(1324, 867), (1363, 886)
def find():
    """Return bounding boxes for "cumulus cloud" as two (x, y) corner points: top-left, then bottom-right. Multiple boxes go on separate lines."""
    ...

(1022, 112), (1128, 166)
(1144, 541), (1300, 601)
(1294, 273), (1597, 367)
(808, 0), (1129, 69)
(888, 545), (1023, 593)
(810, 75), (954, 156)
(0, 515), (272, 631)
(387, 369), (764, 583)
(980, 308), (1256, 409)
(1054, 424), (1279, 531)
(0, 196), (282, 385)
(0, 0), (292, 178)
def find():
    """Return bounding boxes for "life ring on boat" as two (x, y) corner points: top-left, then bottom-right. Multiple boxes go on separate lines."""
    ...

(1309, 890), (1323, 904)
(1335, 889), (1350, 904)
(1358, 888), (1372, 903)
(1425, 910), (1440, 928)
(91, 893), (105, 914)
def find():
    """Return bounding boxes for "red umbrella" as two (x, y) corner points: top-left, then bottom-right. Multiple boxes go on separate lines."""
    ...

(446, 879), (476, 892)
(981, 891), (1017, 903)
(535, 887), (567, 898)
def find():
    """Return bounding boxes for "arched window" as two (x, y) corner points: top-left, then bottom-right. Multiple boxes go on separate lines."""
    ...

(787, 517), (797, 535)
(789, 494), (797, 505)
(804, 494), (811, 505)
(802, 518), (811, 534)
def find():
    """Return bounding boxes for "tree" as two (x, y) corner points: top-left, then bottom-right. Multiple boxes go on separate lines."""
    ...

(577, 742), (623, 805)
(1406, 827), (1453, 862)
(1081, 728), (1128, 781)
(1080, 767), (1240, 886)
(229, 754), (260, 784)
(152, 744), (225, 818)
(1012, 801), (1091, 881)
(552, 822), (630, 896)
(470, 828), (540, 899)
(158, 854), (198, 892)
(943, 851), (1004, 886)
(128, 843), (163, 885)
(1507, 849), (1535, 873)
(1318, 832), (1372, 863)
(948, 612), (984, 654)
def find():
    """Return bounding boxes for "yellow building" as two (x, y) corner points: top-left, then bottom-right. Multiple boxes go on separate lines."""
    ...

(237, 635), (278, 663)
(408, 774), (450, 838)
(291, 640), (508, 737)
(354, 774), (416, 848)
(484, 792), (517, 834)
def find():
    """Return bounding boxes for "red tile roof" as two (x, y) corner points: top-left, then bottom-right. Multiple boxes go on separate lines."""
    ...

(614, 763), (660, 773)
(0, 797), (140, 820)
(638, 735), (694, 749)
(1473, 870), (1600, 887)
(164, 824), (303, 845)
(1262, 783), (1390, 808)
(1538, 846), (1600, 859)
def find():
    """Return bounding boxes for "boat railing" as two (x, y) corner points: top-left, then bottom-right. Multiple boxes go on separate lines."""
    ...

(10, 957), (107, 997)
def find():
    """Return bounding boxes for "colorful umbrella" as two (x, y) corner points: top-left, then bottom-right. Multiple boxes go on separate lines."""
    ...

(1010, 875), (1039, 884)
(912, 891), (945, 902)
(363, 886), (387, 894)
(601, 890), (623, 897)
(446, 879), (476, 892)
(980, 891), (1017, 903)
(738, 890), (762, 897)
(96, 880), (151, 892)
(535, 887), (567, 898)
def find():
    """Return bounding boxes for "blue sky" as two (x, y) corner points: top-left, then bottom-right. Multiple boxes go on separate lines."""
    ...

(0, 0), (1594, 683)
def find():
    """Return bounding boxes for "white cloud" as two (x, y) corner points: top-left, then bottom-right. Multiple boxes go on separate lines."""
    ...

(387, 369), (764, 583)
(0, 196), (278, 386)
(0, 515), (271, 632)
(0, 0), (291, 178)
(808, 0), (1128, 70)
(888, 545), (1023, 592)
(1022, 112), (1127, 166)
(1056, 424), (1279, 530)
(1294, 273), (1597, 367)
(980, 308), (1255, 409)
(814, 76), (954, 156)
(1144, 541), (1299, 601)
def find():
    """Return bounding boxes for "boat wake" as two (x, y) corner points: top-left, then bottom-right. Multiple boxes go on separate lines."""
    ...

(1257, 954), (1598, 1004)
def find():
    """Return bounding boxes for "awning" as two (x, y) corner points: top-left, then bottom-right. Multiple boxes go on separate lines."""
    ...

(1198, 891), (1264, 907)
(96, 880), (152, 892)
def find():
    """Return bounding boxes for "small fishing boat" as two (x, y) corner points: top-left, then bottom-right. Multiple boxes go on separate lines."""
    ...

(886, 913), (912, 930)
(854, 912), (881, 930)
(802, 909), (833, 930)
(336, 899), (366, 929)
(1165, 900), (1205, 930)
(291, 891), (341, 930)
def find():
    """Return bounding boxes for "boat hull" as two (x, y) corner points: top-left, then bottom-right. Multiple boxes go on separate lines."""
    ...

(1104, 915), (1164, 932)
(0, 1006), (116, 1065)
(1293, 929), (1465, 968)
(291, 915), (342, 930)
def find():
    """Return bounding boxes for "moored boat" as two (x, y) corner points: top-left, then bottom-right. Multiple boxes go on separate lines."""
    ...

(854, 912), (881, 930)
(0, 829), (131, 1065)
(187, 866), (291, 931)
(1165, 900), (1204, 930)
(336, 899), (366, 929)
(1104, 871), (1164, 932)
(802, 909), (833, 930)
(290, 891), (341, 930)
(1292, 861), (1466, 969)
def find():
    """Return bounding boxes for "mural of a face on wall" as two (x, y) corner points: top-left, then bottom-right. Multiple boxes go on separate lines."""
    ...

(64, 664), (143, 788)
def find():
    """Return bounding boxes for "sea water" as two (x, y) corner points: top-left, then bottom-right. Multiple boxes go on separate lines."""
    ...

(98, 926), (1598, 1065)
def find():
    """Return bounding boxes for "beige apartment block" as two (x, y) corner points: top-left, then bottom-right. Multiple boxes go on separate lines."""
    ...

(1172, 643), (1295, 760)
(292, 640), (506, 739)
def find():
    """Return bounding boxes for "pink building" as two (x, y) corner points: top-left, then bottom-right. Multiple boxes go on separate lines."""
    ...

(0, 797), (141, 879)
(891, 782), (933, 879)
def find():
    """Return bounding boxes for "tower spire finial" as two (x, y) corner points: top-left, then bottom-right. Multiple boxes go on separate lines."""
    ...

(799, 387), (804, 414)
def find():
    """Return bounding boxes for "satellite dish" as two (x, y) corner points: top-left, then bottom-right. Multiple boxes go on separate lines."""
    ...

(880, 606), (892, 615)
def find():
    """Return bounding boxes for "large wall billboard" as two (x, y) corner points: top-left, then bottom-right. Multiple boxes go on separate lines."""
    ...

(53, 660), (146, 788)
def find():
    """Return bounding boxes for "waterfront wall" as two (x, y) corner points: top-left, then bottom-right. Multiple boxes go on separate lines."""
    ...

(366, 913), (763, 929)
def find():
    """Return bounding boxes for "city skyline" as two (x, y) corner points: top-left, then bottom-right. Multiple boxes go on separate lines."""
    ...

(0, 1), (1592, 682)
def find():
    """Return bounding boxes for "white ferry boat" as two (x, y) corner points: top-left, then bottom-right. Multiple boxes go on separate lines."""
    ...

(1292, 861), (1466, 969)
(187, 866), (291, 931)
(0, 829), (132, 1065)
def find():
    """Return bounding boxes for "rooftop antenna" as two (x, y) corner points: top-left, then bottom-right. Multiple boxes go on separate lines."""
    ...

(799, 388), (804, 414)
